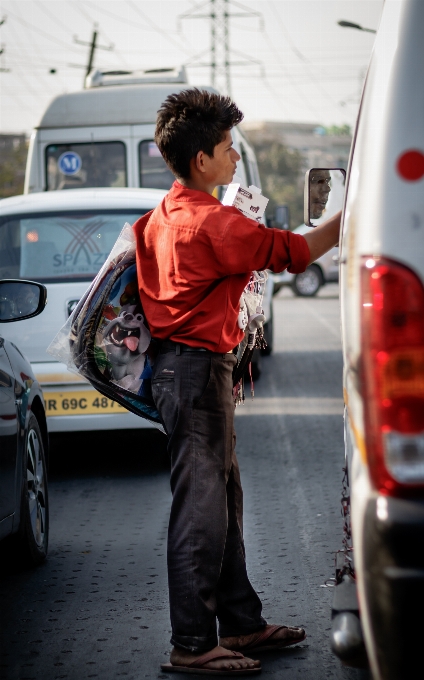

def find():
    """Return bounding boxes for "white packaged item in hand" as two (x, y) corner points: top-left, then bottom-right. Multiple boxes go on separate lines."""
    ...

(222, 176), (269, 222)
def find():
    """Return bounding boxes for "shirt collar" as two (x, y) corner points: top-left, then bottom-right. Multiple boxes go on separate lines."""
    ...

(169, 180), (221, 205)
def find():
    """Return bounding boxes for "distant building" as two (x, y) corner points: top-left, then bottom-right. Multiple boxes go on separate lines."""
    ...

(0, 134), (28, 198)
(0, 133), (26, 154)
(242, 121), (352, 171)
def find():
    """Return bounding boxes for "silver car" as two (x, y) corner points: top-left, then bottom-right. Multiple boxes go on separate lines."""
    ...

(272, 223), (339, 297)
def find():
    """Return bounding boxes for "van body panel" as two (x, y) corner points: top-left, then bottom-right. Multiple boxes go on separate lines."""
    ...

(36, 84), (207, 129)
(24, 133), (38, 194)
(340, 1), (424, 677)
(341, 0), (424, 401)
(38, 125), (132, 142)
(343, 0), (424, 277)
(341, 0), (401, 386)
(131, 124), (155, 188)
(131, 123), (158, 139)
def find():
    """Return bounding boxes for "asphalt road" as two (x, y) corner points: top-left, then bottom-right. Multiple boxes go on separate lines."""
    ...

(0, 284), (370, 680)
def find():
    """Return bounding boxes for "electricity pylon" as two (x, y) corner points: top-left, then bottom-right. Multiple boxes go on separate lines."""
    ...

(179, 0), (264, 97)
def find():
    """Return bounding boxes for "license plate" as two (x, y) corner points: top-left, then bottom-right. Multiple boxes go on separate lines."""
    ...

(44, 390), (127, 416)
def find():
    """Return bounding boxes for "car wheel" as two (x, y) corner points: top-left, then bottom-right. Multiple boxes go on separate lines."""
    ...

(261, 310), (274, 356)
(292, 265), (323, 297)
(15, 414), (49, 566)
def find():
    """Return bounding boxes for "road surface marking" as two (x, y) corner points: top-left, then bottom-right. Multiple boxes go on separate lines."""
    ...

(235, 397), (343, 416)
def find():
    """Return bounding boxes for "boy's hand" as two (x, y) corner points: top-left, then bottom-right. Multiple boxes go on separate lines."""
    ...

(302, 210), (342, 265)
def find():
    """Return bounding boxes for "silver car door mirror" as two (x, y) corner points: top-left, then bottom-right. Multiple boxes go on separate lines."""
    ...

(304, 168), (346, 227)
(0, 280), (47, 323)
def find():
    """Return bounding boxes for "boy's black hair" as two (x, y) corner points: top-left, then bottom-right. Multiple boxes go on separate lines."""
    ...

(155, 88), (244, 180)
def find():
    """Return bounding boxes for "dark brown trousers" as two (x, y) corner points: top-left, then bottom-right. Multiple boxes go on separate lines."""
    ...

(151, 345), (265, 653)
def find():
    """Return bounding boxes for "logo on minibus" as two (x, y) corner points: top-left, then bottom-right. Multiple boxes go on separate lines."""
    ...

(58, 152), (82, 176)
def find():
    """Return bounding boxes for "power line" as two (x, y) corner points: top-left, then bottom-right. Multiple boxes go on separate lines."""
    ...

(268, 1), (309, 64)
(268, 1), (338, 109)
(4, 6), (82, 53)
(126, 0), (191, 55)
(32, 0), (129, 74)
(261, 27), (321, 118)
(78, 0), (191, 57)
(33, 0), (72, 34)
(72, 1), (130, 69)
(264, 11), (368, 112)
(179, 0), (264, 96)
(5, 5), (58, 88)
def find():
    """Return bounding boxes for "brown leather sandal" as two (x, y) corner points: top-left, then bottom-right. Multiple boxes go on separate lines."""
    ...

(161, 648), (261, 675)
(220, 624), (306, 653)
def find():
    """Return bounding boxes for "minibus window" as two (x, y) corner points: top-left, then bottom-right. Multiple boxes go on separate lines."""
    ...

(45, 142), (127, 191)
(139, 141), (175, 190)
(0, 210), (146, 283)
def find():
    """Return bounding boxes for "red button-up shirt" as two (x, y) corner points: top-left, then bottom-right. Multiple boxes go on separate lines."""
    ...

(134, 181), (310, 353)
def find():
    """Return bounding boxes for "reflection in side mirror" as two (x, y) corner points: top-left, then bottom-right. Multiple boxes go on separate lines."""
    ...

(0, 280), (47, 323)
(304, 168), (346, 228)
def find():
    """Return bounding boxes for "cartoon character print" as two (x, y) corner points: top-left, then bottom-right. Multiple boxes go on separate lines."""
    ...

(98, 280), (151, 394)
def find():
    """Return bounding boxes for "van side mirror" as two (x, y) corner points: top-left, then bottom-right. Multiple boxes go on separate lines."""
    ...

(0, 280), (47, 323)
(304, 168), (346, 227)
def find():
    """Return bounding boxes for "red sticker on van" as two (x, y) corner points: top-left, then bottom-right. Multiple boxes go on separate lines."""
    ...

(396, 150), (424, 181)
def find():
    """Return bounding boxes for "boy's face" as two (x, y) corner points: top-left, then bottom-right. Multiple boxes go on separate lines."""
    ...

(206, 129), (241, 186)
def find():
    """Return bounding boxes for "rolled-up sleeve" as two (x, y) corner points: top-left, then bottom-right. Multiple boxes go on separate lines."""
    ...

(219, 212), (310, 275)
(284, 231), (311, 273)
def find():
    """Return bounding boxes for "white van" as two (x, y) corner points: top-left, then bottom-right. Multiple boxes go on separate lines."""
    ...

(307, 1), (424, 677)
(24, 67), (261, 198)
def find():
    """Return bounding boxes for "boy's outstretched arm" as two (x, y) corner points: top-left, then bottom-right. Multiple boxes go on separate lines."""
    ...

(302, 211), (342, 265)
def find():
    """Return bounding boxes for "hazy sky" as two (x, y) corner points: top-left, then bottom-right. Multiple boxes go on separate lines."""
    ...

(0, 0), (385, 134)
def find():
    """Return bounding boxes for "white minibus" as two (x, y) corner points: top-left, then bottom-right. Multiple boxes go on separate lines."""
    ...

(24, 67), (260, 199)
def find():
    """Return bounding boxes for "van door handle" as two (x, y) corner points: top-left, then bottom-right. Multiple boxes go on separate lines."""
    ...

(333, 255), (347, 264)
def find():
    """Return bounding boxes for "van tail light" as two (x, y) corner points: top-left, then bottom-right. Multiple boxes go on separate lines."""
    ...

(361, 257), (424, 495)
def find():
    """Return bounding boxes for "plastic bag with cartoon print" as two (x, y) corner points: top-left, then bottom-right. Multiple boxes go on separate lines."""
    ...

(47, 215), (163, 428)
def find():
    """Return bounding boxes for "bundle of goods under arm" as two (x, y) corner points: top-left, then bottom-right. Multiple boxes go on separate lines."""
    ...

(222, 177), (269, 400)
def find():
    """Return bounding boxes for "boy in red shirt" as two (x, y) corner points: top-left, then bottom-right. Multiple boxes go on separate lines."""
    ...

(134, 90), (340, 675)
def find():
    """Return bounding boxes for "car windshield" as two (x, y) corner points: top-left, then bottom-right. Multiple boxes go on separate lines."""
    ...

(0, 210), (146, 283)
